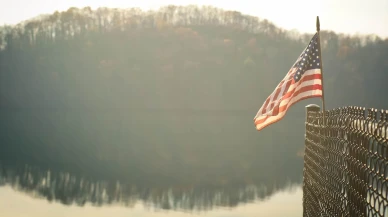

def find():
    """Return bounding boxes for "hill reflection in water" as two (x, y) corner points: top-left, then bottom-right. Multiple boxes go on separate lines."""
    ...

(0, 163), (300, 211)
(0, 110), (305, 212)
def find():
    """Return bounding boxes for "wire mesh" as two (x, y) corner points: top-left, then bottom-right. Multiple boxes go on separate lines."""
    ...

(303, 106), (388, 217)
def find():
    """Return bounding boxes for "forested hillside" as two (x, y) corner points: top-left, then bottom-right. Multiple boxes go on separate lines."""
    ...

(0, 6), (387, 206)
(0, 5), (387, 111)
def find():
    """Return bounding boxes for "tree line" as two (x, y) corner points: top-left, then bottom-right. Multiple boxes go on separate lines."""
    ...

(0, 5), (386, 111)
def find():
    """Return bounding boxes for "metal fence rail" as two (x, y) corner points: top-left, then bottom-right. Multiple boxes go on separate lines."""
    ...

(303, 105), (388, 217)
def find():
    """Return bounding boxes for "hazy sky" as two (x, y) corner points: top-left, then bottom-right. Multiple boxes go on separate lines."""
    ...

(0, 0), (387, 38)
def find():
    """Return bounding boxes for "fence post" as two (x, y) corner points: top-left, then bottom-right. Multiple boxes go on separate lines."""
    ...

(303, 104), (320, 217)
(305, 104), (321, 116)
(304, 104), (320, 138)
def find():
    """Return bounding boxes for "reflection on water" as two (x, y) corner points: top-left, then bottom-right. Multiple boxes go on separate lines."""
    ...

(0, 163), (300, 211)
(0, 111), (305, 215)
(0, 185), (302, 217)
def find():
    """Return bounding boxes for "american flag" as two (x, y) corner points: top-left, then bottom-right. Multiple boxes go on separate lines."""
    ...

(254, 33), (323, 131)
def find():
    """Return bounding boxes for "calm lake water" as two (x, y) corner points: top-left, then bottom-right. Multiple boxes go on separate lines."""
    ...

(0, 110), (305, 216)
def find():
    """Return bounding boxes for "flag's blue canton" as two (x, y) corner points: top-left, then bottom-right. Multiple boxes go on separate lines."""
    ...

(293, 33), (321, 82)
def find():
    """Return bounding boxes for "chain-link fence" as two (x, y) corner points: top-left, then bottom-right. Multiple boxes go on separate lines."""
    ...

(303, 105), (388, 217)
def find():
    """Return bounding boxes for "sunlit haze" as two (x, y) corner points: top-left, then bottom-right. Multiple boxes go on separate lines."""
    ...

(1, 0), (387, 37)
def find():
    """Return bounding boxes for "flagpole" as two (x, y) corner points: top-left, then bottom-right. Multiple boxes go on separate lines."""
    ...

(316, 16), (326, 122)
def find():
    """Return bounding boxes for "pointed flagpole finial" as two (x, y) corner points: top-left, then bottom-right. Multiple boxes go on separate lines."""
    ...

(316, 16), (320, 32)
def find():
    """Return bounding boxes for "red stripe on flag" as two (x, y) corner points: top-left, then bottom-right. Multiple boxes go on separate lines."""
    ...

(255, 94), (322, 131)
(272, 80), (286, 101)
(255, 76), (320, 125)
(254, 84), (322, 125)
(271, 79), (293, 116)
(261, 96), (271, 114)
(282, 74), (321, 99)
